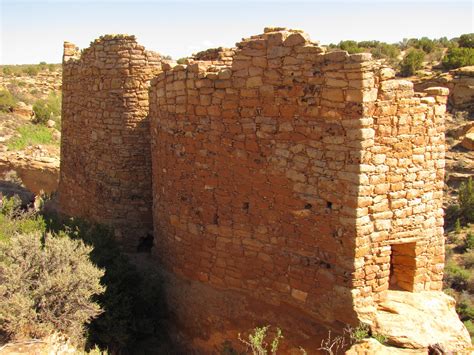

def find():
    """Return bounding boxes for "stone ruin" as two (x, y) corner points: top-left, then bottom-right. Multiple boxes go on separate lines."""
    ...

(58, 29), (471, 352)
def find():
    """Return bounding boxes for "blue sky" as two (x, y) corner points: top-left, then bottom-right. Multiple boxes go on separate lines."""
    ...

(1, 0), (473, 64)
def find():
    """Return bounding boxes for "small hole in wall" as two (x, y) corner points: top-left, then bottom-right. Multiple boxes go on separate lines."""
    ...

(326, 201), (332, 209)
(213, 213), (219, 225)
(242, 202), (250, 211)
(304, 203), (312, 210)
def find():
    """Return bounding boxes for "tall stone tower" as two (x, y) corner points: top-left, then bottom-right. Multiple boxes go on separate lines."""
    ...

(59, 35), (162, 248)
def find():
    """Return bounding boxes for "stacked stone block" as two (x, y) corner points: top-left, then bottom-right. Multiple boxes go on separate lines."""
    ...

(59, 35), (163, 249)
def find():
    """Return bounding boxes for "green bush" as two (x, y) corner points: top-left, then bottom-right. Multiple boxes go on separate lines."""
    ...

(0, 89), (17, 112)
(464, 320), (474, 343)
(459, 178), (474, 224)
(7, 124), (53, 151)
(462, 251), (474, 268)
(442, 47), (474, 69)
(465, 233), (474, 251)
(338, 40), (363, 54)
(415, 37), (436, 53)
(458, 33), (474, 48)
(0, 232), (104, 345)
(0, 199), (104, 345)
(33, 92), (61, 125)
(444, 261), (471, 291)
(371, 43), (400, 62)
(0, 196), (46, 243)
(23, 65), (39, 76)
(456, 296), (474, 320)
(238, 326), (283, 355)
(44, 216), (168, 352)
(400, 49), (425, 76)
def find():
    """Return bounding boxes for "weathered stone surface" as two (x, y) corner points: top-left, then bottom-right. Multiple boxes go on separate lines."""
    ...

(11, 102), (33, 118)
(461, 127), (474, 150)
(58, 36), (165, 249)
(372, 291), (471, 352)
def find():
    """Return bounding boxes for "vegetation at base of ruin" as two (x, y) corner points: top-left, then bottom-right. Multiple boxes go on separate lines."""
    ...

(0, 89), (17, 112)
(6, 124), (54, 151)
(44, 214), (169, 353)
(32, 92), (61, 125)
(399, 49), (425, 77)
(0, 191), (169, 352)
(348, 323), (369, 343)
(238, 326), (283, 355)
(0, 196), (104, 347)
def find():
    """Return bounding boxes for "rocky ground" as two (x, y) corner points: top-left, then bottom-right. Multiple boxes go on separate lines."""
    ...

(0, 66), (61, 197)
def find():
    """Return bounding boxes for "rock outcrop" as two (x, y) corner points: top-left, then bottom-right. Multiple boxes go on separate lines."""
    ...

(461, 126), (474, 151)
(371, 290), (471, 352)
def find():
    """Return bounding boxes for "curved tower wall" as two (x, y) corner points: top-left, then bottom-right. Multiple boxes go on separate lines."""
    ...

(59, 36), (162, 248)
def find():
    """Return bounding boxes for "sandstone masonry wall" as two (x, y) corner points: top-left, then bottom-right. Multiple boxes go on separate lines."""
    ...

(353, 75), (448, 318)
(59, 36), (163, 248)
(59, 28), (451, 351)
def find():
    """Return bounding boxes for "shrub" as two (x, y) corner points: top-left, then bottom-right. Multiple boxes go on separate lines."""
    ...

(23, 65), (39, 76)
(0, 89), (16, 112)
(416, 37), (436, 53)
(444, 261), (471, 291)
(0, 226), (104, 345)
(461, 251), (474, 268)
(176, 57), (188, 64)
(350, 323), (370, 343)
(7, 124), (53, 151)
(400, 49), (425, 76)
(458, 33), (474, 48)
(455, 218), (462, 234)
(464, 320), (474, 343)
(44, 216), (168, 352)
(33, 92), (61, 125)
(338, 40), (363, 54)
(371, 43), (400, 63)
(238, 326), (283, 355)
(3, 67), (13, 76)
(372, 333), (387, 344)
(456, 295), (474, 320)
(459, 178), (474, 224)
(465, 233), (474, 251)
(442, 47), (474, 69)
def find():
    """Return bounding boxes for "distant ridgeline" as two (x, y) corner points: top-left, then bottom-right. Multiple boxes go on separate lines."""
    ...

(58, 29), (471, 352)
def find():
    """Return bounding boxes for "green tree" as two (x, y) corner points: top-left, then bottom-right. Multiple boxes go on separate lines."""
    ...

(458, 33), (474, 48)
(400, 49), (425, 76)
(338, 40), (362, 54)
(442, 47), (474, 69)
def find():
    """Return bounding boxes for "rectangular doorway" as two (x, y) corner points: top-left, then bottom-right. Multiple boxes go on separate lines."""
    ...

(389, 242), (417, 291)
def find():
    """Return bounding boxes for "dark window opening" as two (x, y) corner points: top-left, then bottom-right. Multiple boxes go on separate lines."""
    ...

(389, 242), (417, 291)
